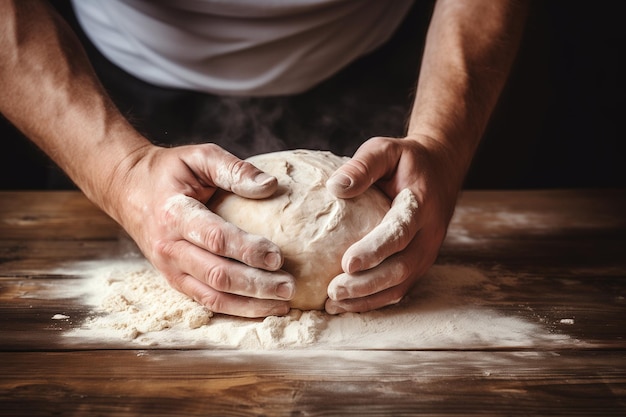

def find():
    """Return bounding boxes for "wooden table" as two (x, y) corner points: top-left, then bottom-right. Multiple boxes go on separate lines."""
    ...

(1, 190), (625, 416)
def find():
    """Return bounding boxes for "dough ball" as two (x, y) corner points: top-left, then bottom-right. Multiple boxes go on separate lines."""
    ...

(207, 150), (391, 310)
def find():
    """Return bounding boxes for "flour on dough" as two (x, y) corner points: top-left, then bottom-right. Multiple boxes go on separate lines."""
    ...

(208, 150), (391, 310)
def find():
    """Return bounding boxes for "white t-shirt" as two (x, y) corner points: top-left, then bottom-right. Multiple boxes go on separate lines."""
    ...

(71, 0), (415, 96)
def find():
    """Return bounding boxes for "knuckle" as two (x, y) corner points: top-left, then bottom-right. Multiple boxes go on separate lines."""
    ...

(228, 159), (250, 182)
(202, 142), (221, 153)
(239, 249), (254, 267)
(203, 226), (227, 254)
(239, 242), (264, 267)
(392, 258), (411, 281)
(205, 265), (231, 292)
(196, 142), (222, 158)
(166, 273), (186, 292)
(152, 238), (177, 261)
(197, 290), (223, 313)
(365, 136), (396, 156)
(368, 136), (393, 148)
(347, 158), (372, 180)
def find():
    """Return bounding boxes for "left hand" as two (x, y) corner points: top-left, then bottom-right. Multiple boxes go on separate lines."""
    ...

(324, 134), (465, 314)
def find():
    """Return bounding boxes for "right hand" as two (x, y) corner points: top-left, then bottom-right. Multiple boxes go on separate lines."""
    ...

(324, 135), (460, 314)
(104, 143), (296, 318)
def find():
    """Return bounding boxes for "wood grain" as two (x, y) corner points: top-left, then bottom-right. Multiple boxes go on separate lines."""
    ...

(1, 190), (625, 415)
(1, 350), (625, 416)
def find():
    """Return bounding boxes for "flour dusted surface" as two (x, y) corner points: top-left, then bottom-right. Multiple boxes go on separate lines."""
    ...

(50, 259), (573, 349)
(63, 259), (212, 341)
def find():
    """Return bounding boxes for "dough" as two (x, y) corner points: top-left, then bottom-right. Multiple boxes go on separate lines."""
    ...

(208, 150), (391, 310)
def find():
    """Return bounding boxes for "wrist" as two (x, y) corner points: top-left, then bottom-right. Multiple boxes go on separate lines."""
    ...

(403, 132), (474, 190)
(76, 125), (154, 224)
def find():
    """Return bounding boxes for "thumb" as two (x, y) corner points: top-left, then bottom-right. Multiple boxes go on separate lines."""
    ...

(187, 144), (278, 199)
(326, 138), (395, 199)
(214, 158), (277, 199)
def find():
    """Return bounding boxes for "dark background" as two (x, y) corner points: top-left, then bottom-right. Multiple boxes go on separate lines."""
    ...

(1, 0), (624, 190)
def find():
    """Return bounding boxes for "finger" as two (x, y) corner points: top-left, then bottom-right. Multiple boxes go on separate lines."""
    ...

(326, 137), (399, 199)
(173, 273), (291, 318)
(184, 144), (278, 199)
(328, 254), (410, 302)
(170, 239), (295, 300)
(342, 188), (419, 273)
(325, 281), (411, 315)
(163, 194), (283, 271)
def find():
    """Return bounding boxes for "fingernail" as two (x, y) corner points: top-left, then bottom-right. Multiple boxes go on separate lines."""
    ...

(276, 282), (294, 299)
(254, 172), (275, 186)
(327, 173), (352, 190)
(346, 257), (362, 274)
(329, 285), (348, 301)
(264, 251), (282, 270)
(326, 304), (346, 315)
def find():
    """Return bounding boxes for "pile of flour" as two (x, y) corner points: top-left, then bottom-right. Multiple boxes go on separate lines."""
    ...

(46, 257), (574, 350)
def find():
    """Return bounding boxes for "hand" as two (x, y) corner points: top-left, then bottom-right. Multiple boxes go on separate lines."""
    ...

(324, 135), (464, 314)
(106, 143), (296, 318)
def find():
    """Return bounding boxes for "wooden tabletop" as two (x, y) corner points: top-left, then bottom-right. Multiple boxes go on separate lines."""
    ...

(1, 189), (625, 416)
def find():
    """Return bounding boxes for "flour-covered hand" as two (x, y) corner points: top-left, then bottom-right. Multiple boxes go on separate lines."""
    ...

(109, 143), (295, 318)
(324, 135), (463, 314)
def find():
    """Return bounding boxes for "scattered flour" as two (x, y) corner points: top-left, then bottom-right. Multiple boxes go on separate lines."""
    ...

(46, 258), (572, 350)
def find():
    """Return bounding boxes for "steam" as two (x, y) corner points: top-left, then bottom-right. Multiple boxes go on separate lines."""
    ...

(186, 93), (409, 160)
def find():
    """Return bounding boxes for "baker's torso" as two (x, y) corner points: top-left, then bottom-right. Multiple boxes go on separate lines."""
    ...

(71, 0), (414, 96)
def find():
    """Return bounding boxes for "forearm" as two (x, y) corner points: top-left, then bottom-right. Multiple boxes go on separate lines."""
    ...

(409, 0), (528, 177)
(0, 0), (150, 216)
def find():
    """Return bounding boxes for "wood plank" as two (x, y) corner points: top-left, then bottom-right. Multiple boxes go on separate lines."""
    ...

(0, 191), (120, 240)
(0, 239), (137, 275)
(1, 350), (625, 416)
(453, 189), (626, 230)
(442, 189), (626, 267)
